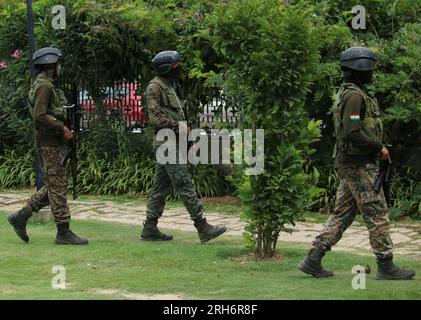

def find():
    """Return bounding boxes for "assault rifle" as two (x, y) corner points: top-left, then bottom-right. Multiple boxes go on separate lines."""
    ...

(373, 144), (392, 202)
(60, 104), (78, 200)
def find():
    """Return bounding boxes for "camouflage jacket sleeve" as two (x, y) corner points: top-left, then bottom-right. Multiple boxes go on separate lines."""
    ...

(342, 92), (383, 153)
(33, 84), (65, 134)
(145, 83), (179, 131)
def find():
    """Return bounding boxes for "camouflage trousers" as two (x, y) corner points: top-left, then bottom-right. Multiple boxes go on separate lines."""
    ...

(146, 162), (204, 221)
(25, 146), (71, 224)
(314, 164), (394, 259)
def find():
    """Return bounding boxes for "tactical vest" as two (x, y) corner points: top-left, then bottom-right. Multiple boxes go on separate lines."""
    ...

(28, 73), (67, 124)
(332, 83), (383, 158)
(28, 72), (67, 144)
(147, 76), (186, 128)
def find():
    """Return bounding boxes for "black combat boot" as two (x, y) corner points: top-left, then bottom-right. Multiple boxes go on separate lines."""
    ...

(194, 217), (227, 244)
(7, 208), (32, 243)
(55, 223), (89, 245)
(141, 218), (173, 241)
(298, 247), (334, 278)
(376, 255), (415, 280)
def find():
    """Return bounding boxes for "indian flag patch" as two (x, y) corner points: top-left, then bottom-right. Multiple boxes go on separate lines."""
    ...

(350, 114), (360, 121)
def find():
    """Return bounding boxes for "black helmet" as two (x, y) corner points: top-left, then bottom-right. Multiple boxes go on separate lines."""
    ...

(152, 50), (180, 75)
(340, 46), (377, 71)
(33, 47), (62, 65)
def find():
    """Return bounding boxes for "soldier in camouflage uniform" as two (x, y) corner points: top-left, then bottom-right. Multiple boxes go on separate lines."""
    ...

(141, 50), (227, 243)
(7, 47), (88, 245)
(298, 47), (415, 280)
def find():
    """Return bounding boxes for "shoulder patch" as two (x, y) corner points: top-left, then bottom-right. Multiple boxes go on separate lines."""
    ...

(146, 82), (161, 96)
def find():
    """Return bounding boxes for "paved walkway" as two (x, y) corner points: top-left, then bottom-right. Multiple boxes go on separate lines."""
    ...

(1, 192), (420, 257)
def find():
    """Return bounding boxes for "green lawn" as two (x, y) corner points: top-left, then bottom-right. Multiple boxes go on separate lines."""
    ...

(0, 211), (420, 300)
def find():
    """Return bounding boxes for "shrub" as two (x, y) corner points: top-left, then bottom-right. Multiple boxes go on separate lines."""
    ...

(0, 149), (35, 188)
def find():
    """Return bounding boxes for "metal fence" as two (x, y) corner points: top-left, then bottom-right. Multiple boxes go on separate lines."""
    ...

(199, 94), (240, 127)
(60, 79), (241, 132)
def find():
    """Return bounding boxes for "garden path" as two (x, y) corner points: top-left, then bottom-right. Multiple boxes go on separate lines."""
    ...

(1, 192), (420, 257)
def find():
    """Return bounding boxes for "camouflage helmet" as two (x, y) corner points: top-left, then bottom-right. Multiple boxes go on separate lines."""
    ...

(340, 46), (377, 72)
(152, 50), (180, 75)
(33, 47), (62, 65)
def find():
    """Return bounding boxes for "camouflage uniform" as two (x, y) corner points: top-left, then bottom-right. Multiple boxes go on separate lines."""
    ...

(141, 50), (226, 243)
(25, 147), (70, 224)
(8, 47), (87, 245)
(314, 165), (393, 258)
(145, 76), (204, 221)
(24, 70), (71, 224)
(313, 83), (393, 259)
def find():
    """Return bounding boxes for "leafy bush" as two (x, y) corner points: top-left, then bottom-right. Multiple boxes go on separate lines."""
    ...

(0, 44), (32, 153)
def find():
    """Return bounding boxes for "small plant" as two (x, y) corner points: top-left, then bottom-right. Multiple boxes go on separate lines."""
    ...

(388, 167), (421, 219)
(208, 0), (322, 258)
(313, 168), (340, 215)
(0, 150), (35, 188)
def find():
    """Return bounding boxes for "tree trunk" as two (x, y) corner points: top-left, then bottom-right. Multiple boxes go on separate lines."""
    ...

(264, 229), (272, 257)
(255, 225), (281, 259)
(272, 230), (280, 253)
(255, 224), (263, 259)
(255, 226), (274, 258)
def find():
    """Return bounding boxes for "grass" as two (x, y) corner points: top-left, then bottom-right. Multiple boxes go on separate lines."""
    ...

(0, 211), (420, 300)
